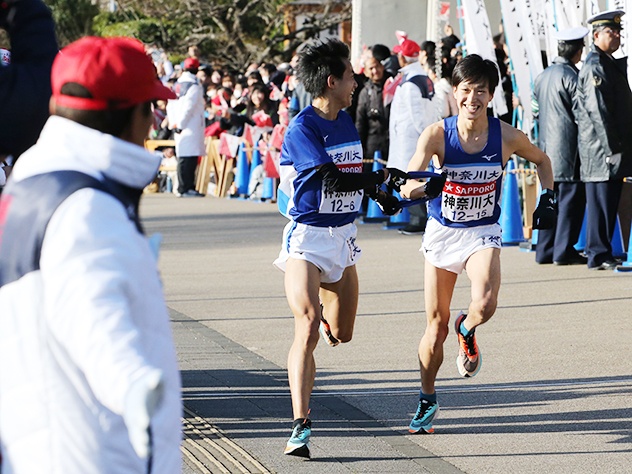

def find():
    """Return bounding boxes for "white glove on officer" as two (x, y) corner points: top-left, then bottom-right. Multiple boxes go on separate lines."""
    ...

(123, 368), (165, 459)
(606, 153), (622, 166)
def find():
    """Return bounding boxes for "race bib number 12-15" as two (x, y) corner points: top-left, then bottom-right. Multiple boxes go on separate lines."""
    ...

(441, 181), (496, 222)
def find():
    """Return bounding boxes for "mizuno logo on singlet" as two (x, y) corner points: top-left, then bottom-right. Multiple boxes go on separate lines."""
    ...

(482, 153), (497, 161)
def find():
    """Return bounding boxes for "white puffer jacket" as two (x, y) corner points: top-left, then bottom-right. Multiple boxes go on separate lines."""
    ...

(170, 71), (206, 158)
(387, 61), (440, 171)
(0, 116), (182, 473)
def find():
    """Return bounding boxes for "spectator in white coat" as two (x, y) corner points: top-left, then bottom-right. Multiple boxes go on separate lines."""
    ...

(388, 39), (440, 234)
(0, 37), (182, 473)
(169, 57), (206, 197)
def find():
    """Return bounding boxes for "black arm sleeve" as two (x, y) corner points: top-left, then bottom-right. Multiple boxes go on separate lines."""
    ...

(317, 162), (384, 196)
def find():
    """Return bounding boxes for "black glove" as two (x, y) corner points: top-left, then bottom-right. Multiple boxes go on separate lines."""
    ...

(374, 189), (401, 216)
(532, 188), (556, 230)
(423, 172), (447, 199)
(385, 167), (410, 192)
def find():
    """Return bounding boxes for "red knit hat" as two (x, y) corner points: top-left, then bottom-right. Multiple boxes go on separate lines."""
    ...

(393, 39), (420, 58)
(52, 36), (176, 111)
(183, 57), (200, 71)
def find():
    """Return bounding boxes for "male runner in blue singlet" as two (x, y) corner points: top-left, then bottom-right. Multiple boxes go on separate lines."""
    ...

(400, 54), (556, 434)
(273, 38), (416, 458)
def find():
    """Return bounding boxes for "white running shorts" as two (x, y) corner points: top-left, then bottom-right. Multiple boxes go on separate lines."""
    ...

(421, 219), (502, 274)
(273, 221), (361, 283)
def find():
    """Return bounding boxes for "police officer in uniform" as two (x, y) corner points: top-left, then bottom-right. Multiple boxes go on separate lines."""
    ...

(576, 10), (632, 270)
(534, 27), (589, 265)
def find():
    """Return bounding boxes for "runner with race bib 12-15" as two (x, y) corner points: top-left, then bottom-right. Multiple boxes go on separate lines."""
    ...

(399, 53), (556, 435)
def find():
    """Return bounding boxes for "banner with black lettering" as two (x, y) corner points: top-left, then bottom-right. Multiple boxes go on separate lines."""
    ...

(461, 0), (508, 117)
(500, 0), (543, 134)
(541, 0), (558, 66)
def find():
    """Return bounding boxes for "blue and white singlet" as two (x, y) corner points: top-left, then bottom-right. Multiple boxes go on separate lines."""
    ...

(277, 105), (363, 227)
(428, 115), (504, 228)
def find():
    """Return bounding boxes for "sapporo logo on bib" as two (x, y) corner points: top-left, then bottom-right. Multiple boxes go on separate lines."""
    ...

(319, 142), (363, 214)
(441, 180), (497, 222)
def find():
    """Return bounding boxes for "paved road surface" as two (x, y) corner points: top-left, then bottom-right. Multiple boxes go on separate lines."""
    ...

(141, 193), (632, 474)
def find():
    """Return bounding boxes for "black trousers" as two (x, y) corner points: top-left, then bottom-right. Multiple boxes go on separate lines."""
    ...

(585, 180), (623, 267)
(536, 181), (586, 263)
(177, 156), (198, 194)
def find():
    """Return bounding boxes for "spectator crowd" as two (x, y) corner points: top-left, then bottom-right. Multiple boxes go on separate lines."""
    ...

(142, 25), (488, 209)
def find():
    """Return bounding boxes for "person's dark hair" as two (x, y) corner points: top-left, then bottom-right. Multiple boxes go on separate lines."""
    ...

(199, 66), (213, 76)
(593, 24), (619, 34)
(452, 54), (499, 92)
(494, 48), (508, 77)
(54, 83), (151, 137)
(246, 83), (272, 116)
(221, 72), (235, 84)
(371, 44), (391, 62)
(441, 56), (457, 81)
(493, 33), (504, 48)
(247, 70), (263, 84)
(297, 38), (350, 97)
(558, 39), (584, 61)
(421, 40), (436, 57)
(262, 63), (277, 74)
(249, 83), (270, 102)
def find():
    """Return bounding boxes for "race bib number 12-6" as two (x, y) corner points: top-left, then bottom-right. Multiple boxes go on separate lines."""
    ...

(320, 189), (363, 214)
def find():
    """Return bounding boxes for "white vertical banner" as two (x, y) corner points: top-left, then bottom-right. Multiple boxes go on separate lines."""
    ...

(553, 0), (583, 30)
(543, 0), (560, 64)
(531, 0), (550, 60)
(562, 0), (586, 28)
(520, 0), (545, 78)
(351, 0), (362, 69)
(500, 0), (543, 134)
(461, 0), (508, 116)
(570, 0), (585, 26)
(427, 0), (439, 47)
(585, 0), (600, 18)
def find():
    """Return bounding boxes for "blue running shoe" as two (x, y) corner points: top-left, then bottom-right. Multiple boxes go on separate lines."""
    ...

(408, 399), (439, 434)
(284, 418), (311, 458)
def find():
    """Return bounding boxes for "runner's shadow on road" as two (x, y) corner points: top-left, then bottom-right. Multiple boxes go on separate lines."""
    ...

(181, 367), (632, 445)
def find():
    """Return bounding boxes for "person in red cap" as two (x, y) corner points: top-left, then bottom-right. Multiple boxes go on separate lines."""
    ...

(168, 55), (206, 197)
(0, 36), (182, 473)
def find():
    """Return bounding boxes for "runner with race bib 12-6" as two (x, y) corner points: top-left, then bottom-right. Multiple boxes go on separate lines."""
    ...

(272, 38), (419, 459)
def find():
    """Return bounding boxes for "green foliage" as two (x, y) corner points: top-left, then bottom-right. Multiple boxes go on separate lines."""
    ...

(92, 12), (183, 49)
(44, 0), (99, 46)
(40, 0), (350, 69)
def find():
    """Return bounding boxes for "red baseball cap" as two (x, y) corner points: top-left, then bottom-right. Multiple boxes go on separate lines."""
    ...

(183, 57), (200, 71)
(393, 39), (420, 58)
(52, 36), (176, 111)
